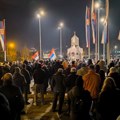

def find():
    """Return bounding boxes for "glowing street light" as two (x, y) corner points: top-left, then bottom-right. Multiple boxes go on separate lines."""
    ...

(58, 22), (64, 57)
(9, 43), (15, 49)
(37, 10), (45, 59)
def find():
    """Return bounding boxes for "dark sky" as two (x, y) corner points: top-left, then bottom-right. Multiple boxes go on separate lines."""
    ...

(0, 0), (120, 53)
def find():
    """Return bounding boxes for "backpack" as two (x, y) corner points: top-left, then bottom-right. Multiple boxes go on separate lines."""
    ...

(73, 97), (84, 113)
(72, 90), (92, 114)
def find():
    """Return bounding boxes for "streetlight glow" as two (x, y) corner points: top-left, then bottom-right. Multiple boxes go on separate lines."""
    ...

(95, 2), (100, 9)
(9, 42), (15, 49)
(60, 22), (64, 27)
(37, 14), (40, 18)
(100, 17), (105, 23)
(40, 10), (45, 16)
(114, 45), (118, 50)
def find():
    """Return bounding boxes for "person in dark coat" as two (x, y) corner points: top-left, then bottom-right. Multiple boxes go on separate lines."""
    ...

(51, 68), (66, 116)
(13, 67), (28, 104)
(33, 63), (46, 105)
(0, 92), (10, 120)
(13, 67), (27, 93)
(21, 64), (31, 94)
(65, 67), (78, 114)
(68, 76), (92, 120)
(96, 77), (120, 120)
(0, 73), (24, 120)
(65, 67), (78, 92)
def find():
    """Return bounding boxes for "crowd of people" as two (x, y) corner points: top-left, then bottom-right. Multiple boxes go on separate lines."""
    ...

(0, 58), (120, 120)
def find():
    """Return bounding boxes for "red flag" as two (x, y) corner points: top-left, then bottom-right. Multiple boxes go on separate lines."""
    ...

(32, 51), (39, 60)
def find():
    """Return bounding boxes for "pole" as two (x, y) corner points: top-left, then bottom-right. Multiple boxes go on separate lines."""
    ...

(88, 38), (90, 59)
(103, 43), (105, 60)
(39, 17), (42, 59)
(60, 28), (62, 57)
(98, 9), (100, 60)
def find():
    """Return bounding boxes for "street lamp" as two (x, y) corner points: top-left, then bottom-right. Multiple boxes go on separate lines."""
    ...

(37, 10), (45, 60)
(114, 45), (118, 59)
(58, 22), (64, 58)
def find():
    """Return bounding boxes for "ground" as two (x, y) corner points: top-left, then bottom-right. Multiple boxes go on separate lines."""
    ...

(21, 81), (69, 120)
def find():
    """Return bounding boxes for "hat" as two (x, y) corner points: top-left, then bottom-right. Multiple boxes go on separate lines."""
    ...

(70, 67), (76, 72)
(109, 67), (116, 73)
(58, 68), (63, 73)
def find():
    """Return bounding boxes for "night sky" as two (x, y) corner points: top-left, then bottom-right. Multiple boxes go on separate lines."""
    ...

(0, 0), (120, 54)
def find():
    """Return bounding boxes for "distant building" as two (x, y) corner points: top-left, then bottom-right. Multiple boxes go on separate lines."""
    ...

(67, 32), (83, 61)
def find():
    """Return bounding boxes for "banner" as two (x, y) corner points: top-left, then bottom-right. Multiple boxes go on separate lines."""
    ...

(0, 20), (5, 51)
(91, 0), (97, 44)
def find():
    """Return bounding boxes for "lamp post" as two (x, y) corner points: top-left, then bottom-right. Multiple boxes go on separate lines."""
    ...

(58, 22), (64, 58)
(114, 45), (118, 59)
(37, 10), (45, 60)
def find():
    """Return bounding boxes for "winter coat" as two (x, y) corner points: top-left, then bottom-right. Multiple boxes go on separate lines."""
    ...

(97, 89), (120, 120)
(68, 86), (92, 120)
(65, 72), (78, 92)
(83, 70), (101, 99)
(51, 72), (66, 93)
(0, 84), (24, 120)
(13, 72), (26, 93)
(21, 68), (31, 84)
(33, 68), (46, 84)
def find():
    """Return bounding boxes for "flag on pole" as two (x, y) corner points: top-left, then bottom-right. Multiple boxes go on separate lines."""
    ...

(91, 0), (97, 44)
(0, 20), (5, 51)
(118, 31), (120, 40)
(85, 6), (90, 48)
(101, 22), (108, 44)
(48, 48), (56, 60)
(32, 51), (39, 60)
(101, 0), (109, 44)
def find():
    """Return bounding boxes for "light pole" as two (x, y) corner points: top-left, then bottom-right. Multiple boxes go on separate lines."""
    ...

(114, 45), (118, 59)
(37, 10), (45, 60)
(58, 22), (64, 58)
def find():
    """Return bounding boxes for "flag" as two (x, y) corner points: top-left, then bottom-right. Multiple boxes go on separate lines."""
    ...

(101, 22), (108, 44)
(85, 6), (90, 48)
(0, 20), (5, 51)
(48, 48), (56, 60)
(32, 51), (39, 60)
(118, 31), (120, 41)
(101, 0), (109, 44)
(91, 0), (97, 44)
